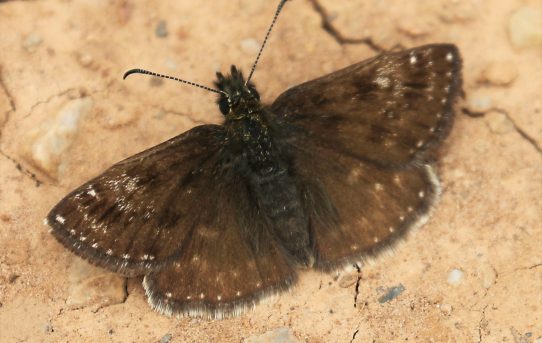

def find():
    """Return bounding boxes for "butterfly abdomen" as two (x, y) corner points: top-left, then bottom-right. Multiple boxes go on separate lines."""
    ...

(249, 162), (312, 266)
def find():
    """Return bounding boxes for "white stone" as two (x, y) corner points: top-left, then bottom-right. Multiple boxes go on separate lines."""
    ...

(66, 257), (126, 310)
(29, 97), (93, 178)
(447, 268), (464, 285)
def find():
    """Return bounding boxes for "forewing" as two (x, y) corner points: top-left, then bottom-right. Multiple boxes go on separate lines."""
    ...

(293, 143), (439, 270)
(47, 125), (225, 276)
(143, 171), (296, 319)
(271, 44), (462, 167)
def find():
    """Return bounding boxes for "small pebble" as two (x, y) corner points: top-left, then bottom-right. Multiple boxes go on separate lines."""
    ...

(77, 54), (94, 68)
(66, 257), (127, 310)
(447, 268), (464, 285)
(508, 6), (542, 49)
(244, 327), (299, 343)
(155, 20), (168, 38)
(484, 111), (514, 135)
(479, 61), (518, 87)
(159, 333), (173, 343)
(23, 33), (43, 52)
(240, 38), (261, 54)
(467, 91), (493, 114)
(338, 272), (358, 288)
(439, 303), (453, 316)
(44, 322), (54, 333)
(378, 284), (406, 303)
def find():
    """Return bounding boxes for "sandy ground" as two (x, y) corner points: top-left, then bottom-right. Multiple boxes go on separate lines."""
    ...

(0, 0), (541, 342)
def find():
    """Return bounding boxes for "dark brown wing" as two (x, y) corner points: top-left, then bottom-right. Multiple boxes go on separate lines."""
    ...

(270, 44), (462, 269)
(271, 44), (461, 168)
(143, 173), (295, 319)
(292, 143), (439, 270)
(47, 125), (226, 276)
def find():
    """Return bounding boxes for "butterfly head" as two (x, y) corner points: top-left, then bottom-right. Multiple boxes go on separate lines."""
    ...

(215, 65), (261, 116)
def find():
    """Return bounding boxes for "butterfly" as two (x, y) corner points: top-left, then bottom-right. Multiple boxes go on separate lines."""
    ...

(46, 0), (462, 319)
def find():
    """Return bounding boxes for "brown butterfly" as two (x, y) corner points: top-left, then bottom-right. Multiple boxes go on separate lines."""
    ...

(46, 0), (462, 318)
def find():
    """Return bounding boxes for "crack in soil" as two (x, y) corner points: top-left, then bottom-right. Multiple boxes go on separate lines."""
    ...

(151, 105), (208, 126)
(23, 88), (77, 119)
(0, 148), (42, 186)
(528, 263), (542, 270)
(0, 67), (16, 136)
(477, 305), (489, 343)
(0, 69), (15, 112)
(353, 263), (361, 307)
(462, 106), (542, 157)
(307, 0), (394, 53)
(350, 329), (359, 343)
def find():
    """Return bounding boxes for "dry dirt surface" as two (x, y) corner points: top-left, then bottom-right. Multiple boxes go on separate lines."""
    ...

(1, 0), (541, 342)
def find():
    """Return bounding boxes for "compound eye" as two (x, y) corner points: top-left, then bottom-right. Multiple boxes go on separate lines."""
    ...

(218, 97), (230, 115)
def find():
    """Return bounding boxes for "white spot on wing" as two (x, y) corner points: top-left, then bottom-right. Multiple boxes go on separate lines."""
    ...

(446, 52), (453, 62)
(106, 249), (113, 255)
(375, 76), (391, 88)
(410, 55), (417, 64)
(55, 215), (66, 224)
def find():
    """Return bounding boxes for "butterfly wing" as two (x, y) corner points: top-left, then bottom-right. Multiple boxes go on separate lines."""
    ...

(270, 44), (461, 269)
(271, 44), (461, 168)
(47, 125), (226, 276)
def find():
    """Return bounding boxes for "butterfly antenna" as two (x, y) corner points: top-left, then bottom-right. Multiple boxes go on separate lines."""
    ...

(246, 0), (288, 84)
(123, 68), (225, 95)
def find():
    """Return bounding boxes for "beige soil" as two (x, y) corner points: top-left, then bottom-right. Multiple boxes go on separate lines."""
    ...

(0, 0), (541, 342)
